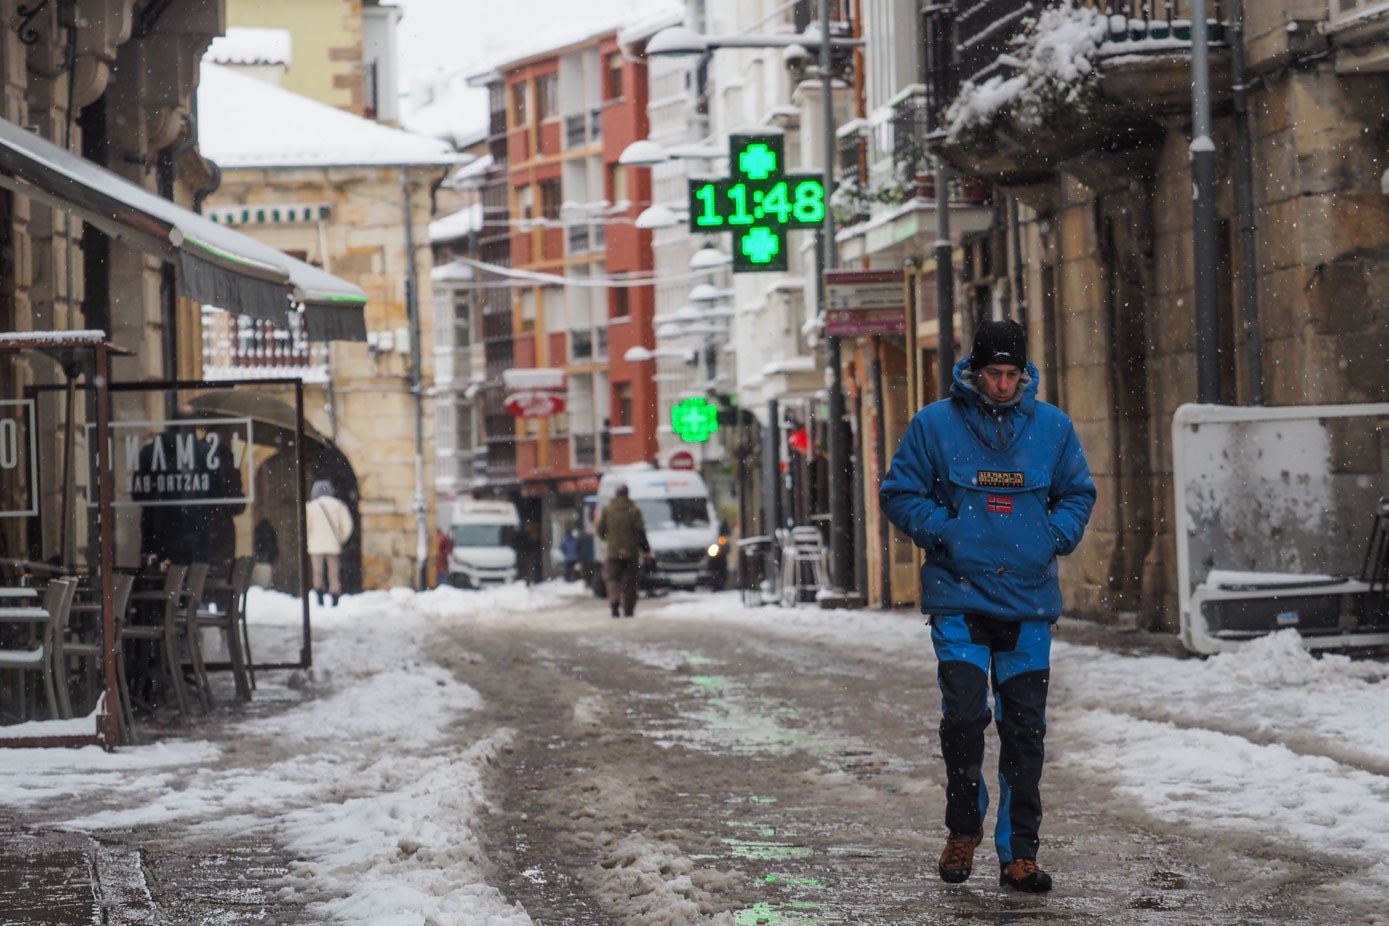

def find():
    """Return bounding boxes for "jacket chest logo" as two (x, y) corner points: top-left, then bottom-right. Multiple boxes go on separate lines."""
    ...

(977, 470), (1024, 488)
(987, 495), (1013, 514)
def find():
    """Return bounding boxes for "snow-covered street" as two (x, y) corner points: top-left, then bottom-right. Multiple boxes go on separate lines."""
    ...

(3, 583), (1388, 924)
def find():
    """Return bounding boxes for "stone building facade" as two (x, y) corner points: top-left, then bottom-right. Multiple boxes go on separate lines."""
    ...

(927, 1), (1389, 629)
(198, 59), (455, 591)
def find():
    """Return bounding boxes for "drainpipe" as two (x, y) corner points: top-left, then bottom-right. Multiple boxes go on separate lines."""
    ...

(934, 159), (955, 400)
(870, 345), (890, 607)
(1009, 194), (1026, 325)
(1190, 0), (1221, 404)
(401, 166), (428, 590)
(1229, 0), (1264, 405)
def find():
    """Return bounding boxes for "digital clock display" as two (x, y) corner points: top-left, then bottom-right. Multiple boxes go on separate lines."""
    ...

(685, 134), (825, 273)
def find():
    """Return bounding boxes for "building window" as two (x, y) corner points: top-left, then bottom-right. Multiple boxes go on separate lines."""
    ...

(511, 82), (528, 125)
(616, 381), (633, 428)
(536, 73), (558, 121)
(611, 287), (629, 319)
(455, 400), (475, 453)
(608, 162), (627, 206)
(540, 179), (563, 220)
(606, 52), (623, 100)
(454, 293), (473, 349)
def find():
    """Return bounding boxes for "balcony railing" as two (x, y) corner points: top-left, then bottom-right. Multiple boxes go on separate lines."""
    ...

(951, 1), (1226, 90)
(202, 311), (325, 376)
(572, 433), (598, 468)
(567, 223), (591, 254)
(570, 328), (593, 361)
(564, 107), (603, 149)
(1330, 0), (1389, 25)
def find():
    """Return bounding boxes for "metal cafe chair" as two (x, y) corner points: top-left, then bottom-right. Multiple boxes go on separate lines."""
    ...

(119, 564), (191, 721)
(0, 577), (78, 721)
(195, 556), (255, 701)
(175, 562), (214, 713)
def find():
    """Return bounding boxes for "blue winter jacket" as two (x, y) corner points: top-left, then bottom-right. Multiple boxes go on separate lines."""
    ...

(879, 359), (1096, 621)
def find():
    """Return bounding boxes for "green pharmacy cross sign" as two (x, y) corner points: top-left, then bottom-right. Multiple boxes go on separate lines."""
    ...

(688, 133), (826, 273)
(671, 396), (719, 443)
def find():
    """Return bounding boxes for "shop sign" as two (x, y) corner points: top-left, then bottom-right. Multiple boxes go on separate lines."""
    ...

(97, 418), (254, 507)
(825, 269), (905, 337)
(504, 391), (567, 419)
(0, 399), (38, 517)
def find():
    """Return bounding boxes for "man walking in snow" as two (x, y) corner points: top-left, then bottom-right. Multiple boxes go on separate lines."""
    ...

(596, 483), (650, 618)
(879, 319), (1095, 893)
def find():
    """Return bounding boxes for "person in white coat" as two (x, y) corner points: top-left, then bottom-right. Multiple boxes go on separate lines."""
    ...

(306, 479), (353, 606)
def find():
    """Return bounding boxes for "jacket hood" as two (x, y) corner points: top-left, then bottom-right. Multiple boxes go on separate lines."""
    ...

(950, 357), (1041, 450)
(310, 479), (336, 500)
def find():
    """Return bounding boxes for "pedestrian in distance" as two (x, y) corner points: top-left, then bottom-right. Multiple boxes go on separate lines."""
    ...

(879, 318), (1096, 894)
(596, 483), (651, 618)
(251, 517), (279, 588)
(559, 526), (582, 582)
(306, 479), (354, 607)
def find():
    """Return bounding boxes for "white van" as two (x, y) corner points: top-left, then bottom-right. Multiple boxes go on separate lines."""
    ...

(591, 468), (727, 594)
(446, 499), (520, 588)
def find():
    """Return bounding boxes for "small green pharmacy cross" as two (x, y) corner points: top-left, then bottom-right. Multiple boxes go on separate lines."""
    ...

(687, 133), (826, 273)
(670, 396), (719, 443)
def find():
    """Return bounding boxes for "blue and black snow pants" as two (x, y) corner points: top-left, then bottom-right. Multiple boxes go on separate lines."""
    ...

(930, 614), (1051, 865)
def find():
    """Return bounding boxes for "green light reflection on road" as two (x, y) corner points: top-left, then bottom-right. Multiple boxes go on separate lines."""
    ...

(724, 839), (814, 862)
(733, 900), (826, 925)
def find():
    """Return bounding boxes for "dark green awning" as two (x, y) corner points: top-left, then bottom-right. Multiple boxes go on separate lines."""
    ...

(0, 117), (367, 341)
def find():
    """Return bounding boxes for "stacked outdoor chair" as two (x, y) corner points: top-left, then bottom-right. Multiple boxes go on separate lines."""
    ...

(0, 577), (78, 721)
(777, 525), (829, 607)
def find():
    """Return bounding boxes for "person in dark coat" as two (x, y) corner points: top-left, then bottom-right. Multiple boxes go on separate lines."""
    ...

(595, 483), (650, 618)
(252, 518), (279, 588)
(880, 319), (1095, 894)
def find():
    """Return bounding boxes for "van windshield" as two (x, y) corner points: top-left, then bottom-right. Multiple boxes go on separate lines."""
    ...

(635, 498), (710, 530)
(451, 523), (508, 547)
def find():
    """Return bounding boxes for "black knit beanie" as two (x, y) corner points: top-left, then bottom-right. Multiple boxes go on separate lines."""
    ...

(969, 319), (1027, 371)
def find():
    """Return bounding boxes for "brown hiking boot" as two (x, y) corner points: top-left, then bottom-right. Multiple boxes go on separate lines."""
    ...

(1000, 858), (1053, 893)
(938, 831), (983, 883)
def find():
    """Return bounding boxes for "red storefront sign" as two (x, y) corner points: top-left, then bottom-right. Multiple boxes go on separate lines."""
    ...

(503, 390), (566, 418)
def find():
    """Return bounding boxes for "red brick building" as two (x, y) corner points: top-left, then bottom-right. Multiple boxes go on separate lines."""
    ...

(474, 26), (659, 569)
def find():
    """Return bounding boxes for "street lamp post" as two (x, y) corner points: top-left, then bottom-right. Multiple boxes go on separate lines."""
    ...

(815, 0), (855, 604)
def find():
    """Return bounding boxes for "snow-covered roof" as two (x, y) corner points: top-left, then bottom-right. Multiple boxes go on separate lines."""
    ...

(485, 19), (622, 72)
(429, 204), (484, 244)
(206, 27), (291, 66)
(616, 7), (683, 47)
(401, 67), (489, 148)
(444, 154), (494, 190)
(197, 63), (462, 169)
(431, 260), (476, 283)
